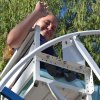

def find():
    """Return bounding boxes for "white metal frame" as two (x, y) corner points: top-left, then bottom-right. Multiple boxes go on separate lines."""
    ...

(0, 26), (100, 100)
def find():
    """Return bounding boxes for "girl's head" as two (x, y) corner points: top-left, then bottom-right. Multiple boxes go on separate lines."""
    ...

(36, 14), (58, 41)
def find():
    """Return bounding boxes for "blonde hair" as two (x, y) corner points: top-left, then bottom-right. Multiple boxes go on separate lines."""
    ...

(3, 45), (14, 63)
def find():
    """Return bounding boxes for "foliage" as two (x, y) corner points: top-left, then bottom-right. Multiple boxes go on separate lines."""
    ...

(0, 0), (100, 84)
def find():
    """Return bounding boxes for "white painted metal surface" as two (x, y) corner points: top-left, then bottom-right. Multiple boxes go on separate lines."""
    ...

(73, 36), (100, 81)
(0, 28), (100, 100)
(62, 39), (85, 65)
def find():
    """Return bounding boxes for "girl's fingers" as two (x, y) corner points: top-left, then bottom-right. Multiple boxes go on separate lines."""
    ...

(36, 1), (49, 15)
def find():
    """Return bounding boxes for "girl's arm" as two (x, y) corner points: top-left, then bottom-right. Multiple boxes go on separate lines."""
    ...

(7, 1), (48, 48)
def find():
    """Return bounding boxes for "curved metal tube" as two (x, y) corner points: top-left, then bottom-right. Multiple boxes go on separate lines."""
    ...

(0, 30), (100, 92)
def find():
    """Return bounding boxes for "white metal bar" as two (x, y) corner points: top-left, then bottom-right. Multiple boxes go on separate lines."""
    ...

(86, 94), (92, 100)
(73, 36), (100, 81)
(85, 70), (94, 94)
(33, 25), (41, 82)
(84, 70), (93, 100)
(11, 60), (34, 94)
(0, 30), (99, 92)
(37, 52), (90, 74)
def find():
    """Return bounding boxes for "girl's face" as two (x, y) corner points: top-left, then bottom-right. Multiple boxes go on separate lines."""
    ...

(36, 15), (58, 41)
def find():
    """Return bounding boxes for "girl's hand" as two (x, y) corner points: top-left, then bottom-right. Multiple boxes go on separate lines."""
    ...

(34, 1), (49, 17)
